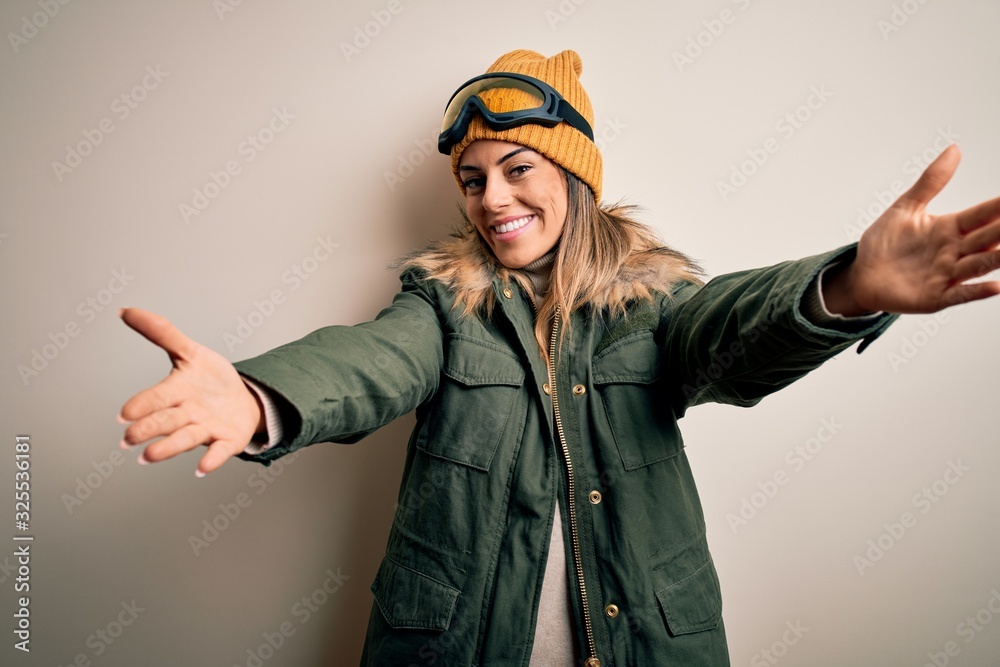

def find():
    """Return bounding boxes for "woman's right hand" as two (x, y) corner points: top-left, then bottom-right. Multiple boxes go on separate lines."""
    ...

(118, 307), (265, 477)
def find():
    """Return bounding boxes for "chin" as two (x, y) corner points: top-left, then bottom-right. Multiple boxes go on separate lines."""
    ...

(495, 257), (526, 270)
(494, 250), (535, 270)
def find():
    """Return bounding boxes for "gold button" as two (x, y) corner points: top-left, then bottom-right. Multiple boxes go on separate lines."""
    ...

(573, 384), (586, 396)
(584, 658), (602, 667)
(589, 490), (602, 504)
(605, 603), (619, 618)
(502, 288), (513, 299)
(542, 383), (551, 395)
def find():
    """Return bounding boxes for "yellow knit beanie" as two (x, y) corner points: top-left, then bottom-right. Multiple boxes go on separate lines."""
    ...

(449, 49), (603, 203)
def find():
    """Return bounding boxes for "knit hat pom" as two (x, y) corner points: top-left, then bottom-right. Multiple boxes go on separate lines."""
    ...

(487, 49), (583, 77)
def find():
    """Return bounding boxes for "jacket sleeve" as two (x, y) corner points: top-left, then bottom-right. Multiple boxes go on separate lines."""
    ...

(232, 269), (444, 464)
(662, 244), (897, 412)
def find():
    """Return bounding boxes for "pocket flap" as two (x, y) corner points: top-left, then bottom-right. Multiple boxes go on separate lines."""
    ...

(593, 331), (661, 385)
(370, 556), (460, 631)
(444, 334), (525, 387)
(655, 557), (723, 636)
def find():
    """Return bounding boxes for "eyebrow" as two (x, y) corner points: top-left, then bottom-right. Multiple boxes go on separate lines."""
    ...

(458, 147), (532, 171)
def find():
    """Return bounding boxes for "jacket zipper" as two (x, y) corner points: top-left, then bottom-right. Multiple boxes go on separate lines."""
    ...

(548, 308), (601, 667)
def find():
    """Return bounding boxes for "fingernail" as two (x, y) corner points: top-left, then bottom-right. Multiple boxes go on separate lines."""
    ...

(195, 469), (206, 478)
(119, 438), (132, 450)
(118, 307), (126, 317)
(137, 454), (150, 466)
(116, 413), (128, 425)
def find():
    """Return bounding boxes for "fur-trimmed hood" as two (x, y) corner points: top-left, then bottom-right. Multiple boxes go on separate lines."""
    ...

(398, 225), (703, 318)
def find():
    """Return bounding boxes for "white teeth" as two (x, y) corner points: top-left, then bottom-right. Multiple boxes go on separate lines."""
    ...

(494, 215), (532, 234)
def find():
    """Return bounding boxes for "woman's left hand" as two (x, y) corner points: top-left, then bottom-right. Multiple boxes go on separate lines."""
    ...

(824, 144), (1000, 316)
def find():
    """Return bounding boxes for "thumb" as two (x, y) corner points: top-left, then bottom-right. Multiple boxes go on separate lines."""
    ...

(120, 307), (199, 362)
(899, 143), (961, 209)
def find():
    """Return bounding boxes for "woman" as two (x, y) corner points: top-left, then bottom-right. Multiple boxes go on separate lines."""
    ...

(118, 50), (1000, 666)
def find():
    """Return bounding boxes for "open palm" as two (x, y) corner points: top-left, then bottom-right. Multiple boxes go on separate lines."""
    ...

(118, 308), (264, 476)
(831, 145), (1000, 315)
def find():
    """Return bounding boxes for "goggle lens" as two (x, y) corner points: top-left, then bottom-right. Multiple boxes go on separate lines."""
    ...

(440, 76), (548, 135)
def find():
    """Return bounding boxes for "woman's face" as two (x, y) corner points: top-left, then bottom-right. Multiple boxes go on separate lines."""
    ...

(458, 140), (568, 269)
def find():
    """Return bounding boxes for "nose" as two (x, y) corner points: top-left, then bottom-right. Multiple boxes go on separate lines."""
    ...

(481, 176), (512, 212)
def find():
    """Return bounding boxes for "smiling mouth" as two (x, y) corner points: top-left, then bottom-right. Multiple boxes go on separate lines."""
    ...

(492, 215), (534, 234)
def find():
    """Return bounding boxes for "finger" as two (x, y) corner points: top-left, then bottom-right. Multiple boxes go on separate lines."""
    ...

(120, 307), (199, 362)
(955, 195), (1000, 236)
(952, 250), (1000, 283)
(899, 144), (961, 209)
(196, 439), (250, 477)
(959, 211), (1000, 254)
(139, 424), (211, 464)
(943, 280), (1000, 308)
(121, 407), (191, 448)
(119, 372), (188, 423)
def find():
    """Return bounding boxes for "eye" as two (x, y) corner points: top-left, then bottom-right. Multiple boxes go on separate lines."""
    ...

(508, 164), (532, 178)
(463, 175), (485, 191)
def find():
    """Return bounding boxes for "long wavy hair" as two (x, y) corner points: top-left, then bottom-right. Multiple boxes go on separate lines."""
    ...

(402, 170), (704, 360)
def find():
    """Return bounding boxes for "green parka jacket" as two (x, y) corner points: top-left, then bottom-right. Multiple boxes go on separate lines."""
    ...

(233, 240), (895, 667)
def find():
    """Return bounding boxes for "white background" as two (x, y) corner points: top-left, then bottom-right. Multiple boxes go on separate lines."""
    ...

(2, 0), (999, 665)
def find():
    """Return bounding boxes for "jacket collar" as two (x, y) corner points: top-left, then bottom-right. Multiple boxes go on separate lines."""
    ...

(400, 227), (698, 312)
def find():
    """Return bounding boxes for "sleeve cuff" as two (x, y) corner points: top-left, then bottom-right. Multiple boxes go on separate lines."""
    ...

(241, 377), (285, 455)
(803, 259), (885, 327)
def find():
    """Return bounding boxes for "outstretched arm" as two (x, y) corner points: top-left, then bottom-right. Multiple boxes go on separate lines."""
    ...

(824, 144), (1000, 316)
(118, 271), (445, 475)
(118, 308), (266, 477)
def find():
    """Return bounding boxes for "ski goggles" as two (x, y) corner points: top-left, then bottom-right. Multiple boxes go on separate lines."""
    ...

(437, 72), (595, 154)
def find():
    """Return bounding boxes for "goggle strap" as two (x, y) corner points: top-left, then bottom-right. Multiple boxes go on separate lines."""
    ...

(554, 99), (594, 142)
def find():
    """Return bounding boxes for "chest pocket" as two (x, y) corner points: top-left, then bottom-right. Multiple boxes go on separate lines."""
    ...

(417, 333), (526, 471)
(592, 330), (684, 471)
